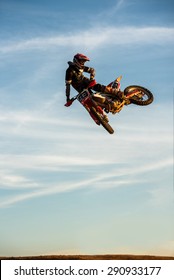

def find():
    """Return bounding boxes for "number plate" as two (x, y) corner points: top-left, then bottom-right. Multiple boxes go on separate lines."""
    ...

(77, 90), (88, 103)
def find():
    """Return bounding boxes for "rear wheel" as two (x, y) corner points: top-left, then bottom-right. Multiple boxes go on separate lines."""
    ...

(124, 85), (154, 106)
(91, 107), (114, 134)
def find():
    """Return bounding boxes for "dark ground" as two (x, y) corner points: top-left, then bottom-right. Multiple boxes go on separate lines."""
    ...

(1, 254), (174, 260)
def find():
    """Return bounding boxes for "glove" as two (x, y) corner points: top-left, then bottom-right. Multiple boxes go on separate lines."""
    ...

(65, 98), (73, 107)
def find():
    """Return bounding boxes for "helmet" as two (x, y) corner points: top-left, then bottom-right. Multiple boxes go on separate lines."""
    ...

(73, 53), (90, 68)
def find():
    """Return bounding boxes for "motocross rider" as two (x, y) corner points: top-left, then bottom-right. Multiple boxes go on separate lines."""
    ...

(65, 53), (122, 108)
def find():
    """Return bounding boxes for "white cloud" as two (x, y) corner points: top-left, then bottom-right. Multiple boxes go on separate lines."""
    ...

(0, 26), (173, 54)
(0, 172), (38, 189)
(0, 153), (172, 208)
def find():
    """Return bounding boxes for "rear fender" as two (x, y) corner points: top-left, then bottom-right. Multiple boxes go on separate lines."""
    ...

(107, 75), (122, 88)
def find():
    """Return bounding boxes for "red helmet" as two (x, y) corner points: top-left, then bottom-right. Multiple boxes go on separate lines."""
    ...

(73, 53), (90, 68)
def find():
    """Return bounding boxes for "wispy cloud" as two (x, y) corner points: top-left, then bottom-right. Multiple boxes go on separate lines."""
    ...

(0, 155), (172, 208)
(0, 151), (172, 208)
(0, 172), (39, 189)
(0, 26), (174, 54)
(96, 0), (128, 18)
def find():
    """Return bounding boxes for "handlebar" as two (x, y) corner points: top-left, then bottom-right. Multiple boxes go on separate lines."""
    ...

(64, 96), (77, 107)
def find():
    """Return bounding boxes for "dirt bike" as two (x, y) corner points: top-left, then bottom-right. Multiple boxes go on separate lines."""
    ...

(64, 76), (154, 134)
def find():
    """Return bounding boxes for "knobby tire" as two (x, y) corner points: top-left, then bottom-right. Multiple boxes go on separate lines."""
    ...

(124, 85), (154, 106)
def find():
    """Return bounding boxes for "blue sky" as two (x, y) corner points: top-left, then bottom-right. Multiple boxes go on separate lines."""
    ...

(0, 0), (173, 257)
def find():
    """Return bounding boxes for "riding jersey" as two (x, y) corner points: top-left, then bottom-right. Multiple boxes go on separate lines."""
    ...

(65, 61), (95, 93)
(65, 62), (106, 103)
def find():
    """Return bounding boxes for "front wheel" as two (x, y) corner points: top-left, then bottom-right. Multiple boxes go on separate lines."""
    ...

(124, 85), (154, 106)
(91, 107), (114, 134)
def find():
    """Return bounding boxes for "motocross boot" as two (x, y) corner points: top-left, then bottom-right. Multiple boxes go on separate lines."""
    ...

(105, 86), (125, 100)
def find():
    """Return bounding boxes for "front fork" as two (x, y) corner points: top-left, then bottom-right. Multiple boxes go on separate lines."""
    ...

(84, 103), (107, 125)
